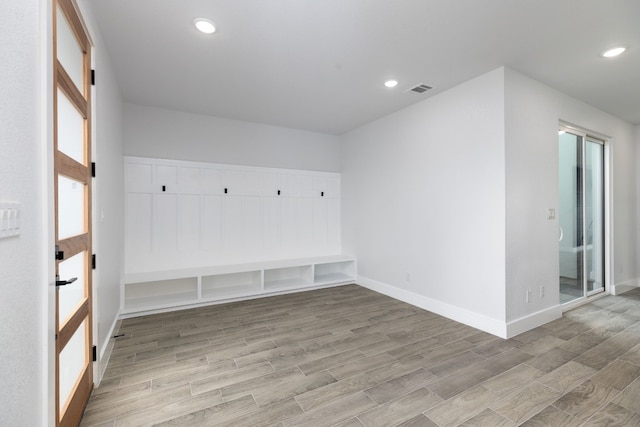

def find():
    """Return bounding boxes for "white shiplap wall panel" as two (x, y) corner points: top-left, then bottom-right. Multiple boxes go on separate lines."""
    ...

(124, 156), (341, 273)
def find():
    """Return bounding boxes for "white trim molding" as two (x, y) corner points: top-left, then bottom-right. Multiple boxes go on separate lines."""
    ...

(95, 315), (121, 386)
(357, 276), (509, 338)
(611, 278), (639, 296)
(506, 305), (563, 338)
(357, 276), (563, 339)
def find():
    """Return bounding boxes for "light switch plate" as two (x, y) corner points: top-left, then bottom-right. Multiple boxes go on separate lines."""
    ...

(0, 202), (21, 238)
(547, 208), (555, 220)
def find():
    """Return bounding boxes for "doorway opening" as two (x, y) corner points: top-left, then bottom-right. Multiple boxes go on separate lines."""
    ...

(53, 0), (94, 424)
(558, 126), (607, 305)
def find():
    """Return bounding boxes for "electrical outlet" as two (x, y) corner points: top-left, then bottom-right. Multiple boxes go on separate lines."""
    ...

(526, 289), (532, 303)
(540, 286), (545, 298)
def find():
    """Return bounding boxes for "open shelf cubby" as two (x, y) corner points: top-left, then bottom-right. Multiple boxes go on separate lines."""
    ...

(201, 270), (262, 299)
(123, 277), (198, 312)
(264, 265), (313, 291)
(314, 260), (356, 285)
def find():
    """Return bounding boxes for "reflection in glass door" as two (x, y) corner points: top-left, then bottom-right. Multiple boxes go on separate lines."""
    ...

(558, 128), (605, 304)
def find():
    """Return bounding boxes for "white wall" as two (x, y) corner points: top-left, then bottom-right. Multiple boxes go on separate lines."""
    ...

(343, 66), (638, 338)
(0, 0), (49, 424)
(504, 68), (637, 324)
(342, 68), (507, 334)
(124, 103), (341, 172)
(77, 0), (125, 383)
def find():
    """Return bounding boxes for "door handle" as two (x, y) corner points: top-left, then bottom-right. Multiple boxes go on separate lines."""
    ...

(56, 277), (77, 287)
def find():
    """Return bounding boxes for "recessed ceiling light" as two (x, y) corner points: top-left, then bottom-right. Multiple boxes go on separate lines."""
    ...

(384, 80), (398, 88)
(194, 18), (216, 34)
(601, 46), (626, 58)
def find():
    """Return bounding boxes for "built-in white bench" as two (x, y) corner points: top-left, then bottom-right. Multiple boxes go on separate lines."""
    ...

(120, 255), (356, 317)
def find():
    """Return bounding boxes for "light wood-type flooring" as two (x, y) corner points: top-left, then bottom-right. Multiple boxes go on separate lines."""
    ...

(80, 285), (640, 426)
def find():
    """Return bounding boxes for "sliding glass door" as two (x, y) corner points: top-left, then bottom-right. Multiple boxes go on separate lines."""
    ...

(584, 139), (605, 295)
(558, 128), (605, 304)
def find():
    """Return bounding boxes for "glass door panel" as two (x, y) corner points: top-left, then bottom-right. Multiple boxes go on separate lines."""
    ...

(56, 5), (84, 91)
(57, 175), (86, 239)
(586, 139), (605, 294)
(59, 319), (88, 412)
(558, 131), (584, 303)
(58, 251), (87, 325)
(57, 88), (86, 164)
(559, 129), (605, 304)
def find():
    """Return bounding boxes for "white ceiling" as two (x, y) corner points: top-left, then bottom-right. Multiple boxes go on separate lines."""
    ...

(86, 0), (640, 135)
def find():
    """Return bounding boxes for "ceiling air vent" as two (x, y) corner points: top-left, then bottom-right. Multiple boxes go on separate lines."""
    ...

(409, 84), (432, 94)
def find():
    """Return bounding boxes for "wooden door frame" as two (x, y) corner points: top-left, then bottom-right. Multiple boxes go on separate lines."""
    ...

(53, 0), (94, 425)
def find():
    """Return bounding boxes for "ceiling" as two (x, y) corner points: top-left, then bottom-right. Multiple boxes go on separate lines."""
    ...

(86, 0), (640, 135)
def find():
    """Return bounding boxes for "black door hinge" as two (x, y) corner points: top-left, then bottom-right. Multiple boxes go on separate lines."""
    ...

(91, 162), (96, 178)
(92, 345), (97, 362)
(92, 254), (96, 270)
(91, 69), (95, 86)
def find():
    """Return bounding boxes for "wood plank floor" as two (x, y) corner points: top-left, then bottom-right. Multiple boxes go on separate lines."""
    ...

(80, 285), (640, 426)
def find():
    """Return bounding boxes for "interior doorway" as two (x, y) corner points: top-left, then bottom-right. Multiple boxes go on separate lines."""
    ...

(53, 0), (94, 424)
(558, 127), (606, 304)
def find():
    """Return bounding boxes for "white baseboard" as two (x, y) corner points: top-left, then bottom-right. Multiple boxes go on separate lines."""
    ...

(95, 313), (121, 386)
(357, 276), (564, 339)
(357, 275), (509, 338)
(506, 305), (563, 338)
(611, 278), (639, 296)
